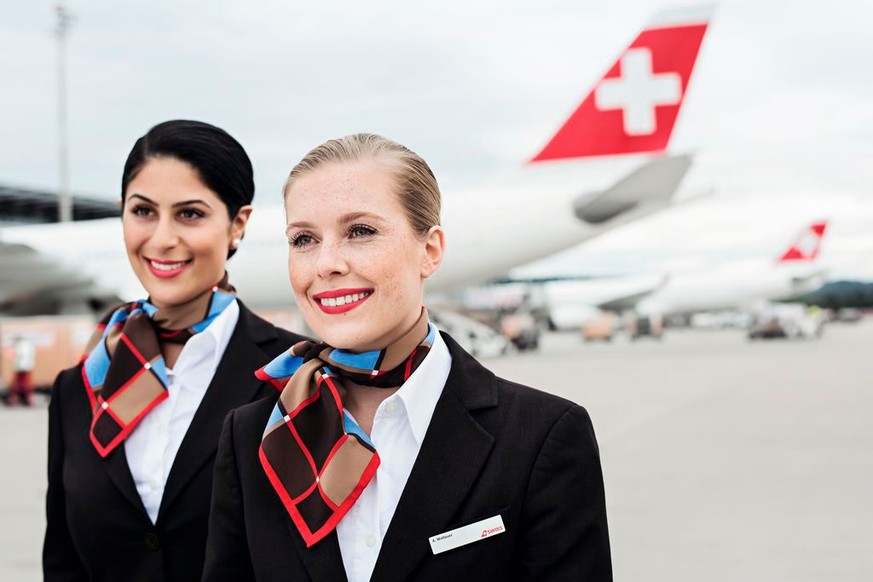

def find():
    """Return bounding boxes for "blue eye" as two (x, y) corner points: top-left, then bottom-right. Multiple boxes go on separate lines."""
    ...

(349, 224), (376, 238)
(290, 233), (315, 248)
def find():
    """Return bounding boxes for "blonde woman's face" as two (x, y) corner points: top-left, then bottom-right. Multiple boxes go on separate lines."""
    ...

(284, 161), (443, 350)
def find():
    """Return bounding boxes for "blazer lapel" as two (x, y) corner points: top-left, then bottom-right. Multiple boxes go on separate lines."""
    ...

(78, 367), (148, 515)
(370, 333), (498, 582)
(102, 442), (150, 515)
(288, 521), (349, 581)
(159, 304), (278, 518)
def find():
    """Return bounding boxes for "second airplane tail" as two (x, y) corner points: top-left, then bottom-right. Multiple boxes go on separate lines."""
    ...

(777, 221), (828, 263)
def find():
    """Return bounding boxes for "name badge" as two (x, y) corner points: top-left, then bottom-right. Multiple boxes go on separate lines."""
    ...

(428, 514), (506, 555)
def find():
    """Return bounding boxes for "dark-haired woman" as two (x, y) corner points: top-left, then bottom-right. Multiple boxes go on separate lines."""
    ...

(43, 120), (308, 582)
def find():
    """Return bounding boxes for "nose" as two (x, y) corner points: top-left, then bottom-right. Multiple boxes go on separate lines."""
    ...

(150, 215), (180, 250)
(315, 239), (350, 279)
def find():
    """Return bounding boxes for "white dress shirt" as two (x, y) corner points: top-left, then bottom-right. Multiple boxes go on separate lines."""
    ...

(336, 330), (452, 582)
(125, 299), (240, 523)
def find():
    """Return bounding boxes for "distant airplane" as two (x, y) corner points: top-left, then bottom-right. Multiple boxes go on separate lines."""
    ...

(536, 220), (829, 330)
(0, 5), (713, 314)
(634, 221), (829, 318)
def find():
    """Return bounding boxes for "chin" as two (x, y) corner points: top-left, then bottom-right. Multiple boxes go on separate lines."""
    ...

(145, 285), (198, 309)
(315, 326), (374, 352)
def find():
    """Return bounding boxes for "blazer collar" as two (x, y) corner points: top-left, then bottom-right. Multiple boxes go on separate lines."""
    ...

(158, 303), (278, 519)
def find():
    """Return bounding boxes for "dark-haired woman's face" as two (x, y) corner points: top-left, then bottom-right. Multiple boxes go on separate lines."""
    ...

(122, 157), (250, 308)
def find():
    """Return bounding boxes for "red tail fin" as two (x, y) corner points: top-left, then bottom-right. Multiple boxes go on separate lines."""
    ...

(778, 221), (828, 263)
(531, 5), (713, 162)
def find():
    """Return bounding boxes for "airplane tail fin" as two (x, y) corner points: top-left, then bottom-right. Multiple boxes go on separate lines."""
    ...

(777, 221), (828, 263)
(531, 4), (714, 162)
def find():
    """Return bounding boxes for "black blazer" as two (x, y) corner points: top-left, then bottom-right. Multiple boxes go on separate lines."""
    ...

(203, 332), (612, 581)
(43, 302), (307, 582)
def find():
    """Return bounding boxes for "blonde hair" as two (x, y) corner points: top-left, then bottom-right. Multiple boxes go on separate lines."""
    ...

(283, 133), (441, 238)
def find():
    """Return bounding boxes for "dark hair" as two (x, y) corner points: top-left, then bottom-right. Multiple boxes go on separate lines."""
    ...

(121, 120), (254, 257)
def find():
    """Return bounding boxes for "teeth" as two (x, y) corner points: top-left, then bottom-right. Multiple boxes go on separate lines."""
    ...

(150, 260), (186, 271)
(319, 292), (370, 307)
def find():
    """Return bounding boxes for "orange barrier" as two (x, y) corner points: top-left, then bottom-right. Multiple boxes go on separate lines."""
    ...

(1, 316), (94, 390)
(0, 309), (307, 392)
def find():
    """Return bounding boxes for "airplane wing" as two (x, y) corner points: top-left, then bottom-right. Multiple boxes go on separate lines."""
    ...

(0, 226), (129, 315)
(573, 154), (693, 224)
(0, 240), (98, 313)
(596, 287), (661, 312)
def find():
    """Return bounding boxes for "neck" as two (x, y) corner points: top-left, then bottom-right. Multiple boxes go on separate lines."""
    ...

(342, 381), (399, 436)
(152, 285), (216, 330)
(161, 343), (184, 369)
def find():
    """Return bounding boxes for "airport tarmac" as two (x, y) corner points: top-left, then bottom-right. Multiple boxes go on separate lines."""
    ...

(2, 320), (871, 581)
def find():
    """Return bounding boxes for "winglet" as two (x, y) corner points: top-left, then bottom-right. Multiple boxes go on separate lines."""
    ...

(777, 221), (828, 263)
(531, 4), (714, 162)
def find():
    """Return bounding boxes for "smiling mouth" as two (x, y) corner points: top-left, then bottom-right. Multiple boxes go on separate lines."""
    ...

(313, 290), (372, 314)
(317, 291), (370, 307)
(149, 259), (190, 271)
(146, 258), (192, 278)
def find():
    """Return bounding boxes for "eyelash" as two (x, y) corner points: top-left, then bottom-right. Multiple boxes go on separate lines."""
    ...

(349, 223), (376, 238)
(128, 205), (205, 221)
(129, 205), (153, 217)
(288, 224), (377, 249)
(289, 232), (314, 248)
(178, 208), (205, 220)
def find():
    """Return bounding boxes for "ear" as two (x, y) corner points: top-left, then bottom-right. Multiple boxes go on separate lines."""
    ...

(420, 225), (445, 280)
(231, 205), (254, 240)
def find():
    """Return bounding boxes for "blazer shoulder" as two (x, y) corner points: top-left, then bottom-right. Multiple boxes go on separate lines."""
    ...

(442, 330), (586, 424)
(274, 326), (307, 348)
(50, 364), (86, 400)
(236, 301), (309, 357)
(226, 393), (280, 441)
(494, 374), (586, 425)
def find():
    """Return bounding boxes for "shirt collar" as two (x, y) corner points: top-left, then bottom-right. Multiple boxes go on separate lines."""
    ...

(389, 329), (452, 446)
(177, 298), (240, 373)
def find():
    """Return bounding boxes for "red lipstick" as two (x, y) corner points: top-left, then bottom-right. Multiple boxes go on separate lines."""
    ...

(145, 257), (191, 279)
(312, 288), (372, 315)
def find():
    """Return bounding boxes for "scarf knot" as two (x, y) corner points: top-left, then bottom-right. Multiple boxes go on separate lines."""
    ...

(81, 277), (235, 457)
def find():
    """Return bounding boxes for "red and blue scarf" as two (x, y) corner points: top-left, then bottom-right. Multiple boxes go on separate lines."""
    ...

(81, 278), (235, 457)
(257, 308), (436, 547)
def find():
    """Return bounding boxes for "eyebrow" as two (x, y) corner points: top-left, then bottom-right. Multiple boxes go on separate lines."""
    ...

(285, 212), (384, 236)
(127, 193), (213, 209)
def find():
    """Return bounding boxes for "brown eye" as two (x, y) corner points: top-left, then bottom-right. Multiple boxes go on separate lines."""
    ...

(178, 208), (205, 220)
(130, 205), (153, 217)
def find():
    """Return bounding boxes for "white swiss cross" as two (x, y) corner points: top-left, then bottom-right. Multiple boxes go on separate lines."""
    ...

(794, 230), (819, 258)
(595, 48), (682, 136)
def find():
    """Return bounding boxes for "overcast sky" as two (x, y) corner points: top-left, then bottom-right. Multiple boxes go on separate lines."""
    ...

(2, 0), (871, 279)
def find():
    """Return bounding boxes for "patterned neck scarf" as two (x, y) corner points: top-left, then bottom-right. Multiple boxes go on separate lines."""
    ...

(257, 308), (436, 548)
(81, 275), (236, 458)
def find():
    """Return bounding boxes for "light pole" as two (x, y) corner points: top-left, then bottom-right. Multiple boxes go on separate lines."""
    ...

(56, 4), (73, 223)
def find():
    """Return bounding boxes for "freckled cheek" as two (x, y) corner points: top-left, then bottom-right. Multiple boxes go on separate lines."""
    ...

(288, 260), (313, 301)
(379, 278), (409, 309)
